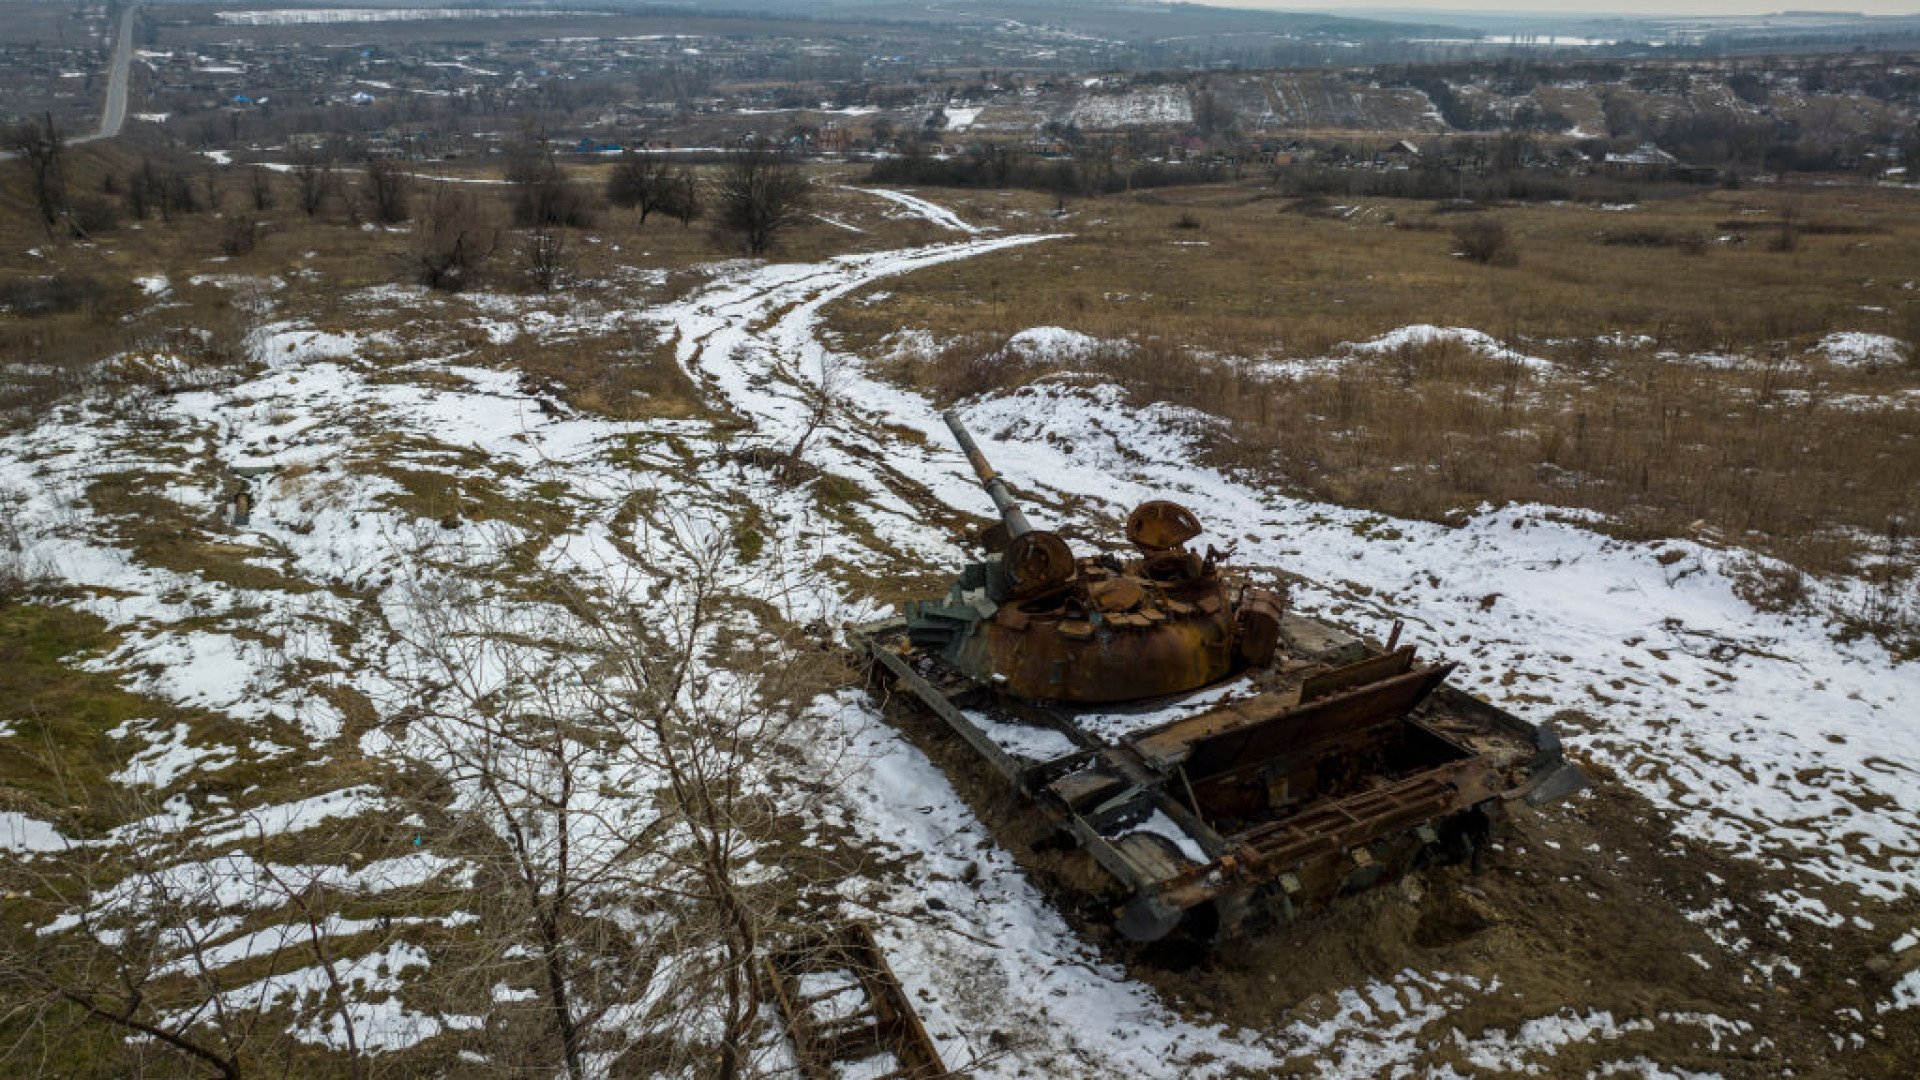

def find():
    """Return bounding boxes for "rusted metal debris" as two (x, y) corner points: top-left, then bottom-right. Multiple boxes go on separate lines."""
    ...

(762, 923), (946, 1080)
(905, 412), (1282, 704)
(853, 411), (1586, 943)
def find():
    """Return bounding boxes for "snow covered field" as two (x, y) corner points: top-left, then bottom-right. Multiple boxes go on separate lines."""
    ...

(2, 189), (1916, 1075)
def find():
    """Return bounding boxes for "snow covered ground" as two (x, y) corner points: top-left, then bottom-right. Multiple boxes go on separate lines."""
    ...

(2, 192), (1915, 1074)
(1067, 85), (1192, 129)
(849, 186), (987, 235)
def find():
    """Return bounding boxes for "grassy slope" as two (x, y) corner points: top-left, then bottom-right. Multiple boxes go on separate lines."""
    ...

(826, 179), (1920, 640)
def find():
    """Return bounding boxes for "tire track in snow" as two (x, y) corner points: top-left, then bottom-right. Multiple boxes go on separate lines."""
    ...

(642, 236), (1322, 1075)
(848, 187), (986, 234)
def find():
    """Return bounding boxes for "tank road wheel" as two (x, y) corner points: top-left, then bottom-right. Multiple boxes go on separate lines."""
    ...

(1117, 893), (1185, 943)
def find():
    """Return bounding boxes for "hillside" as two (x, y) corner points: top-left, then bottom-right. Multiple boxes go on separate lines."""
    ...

(0, 141), (1917, 1074)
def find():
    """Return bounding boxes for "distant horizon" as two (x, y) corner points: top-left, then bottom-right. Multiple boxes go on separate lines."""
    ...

(1217, 1), (1920, 17)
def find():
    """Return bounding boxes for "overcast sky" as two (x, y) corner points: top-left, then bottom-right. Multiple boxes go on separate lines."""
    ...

(1224, 2), (1918, 16)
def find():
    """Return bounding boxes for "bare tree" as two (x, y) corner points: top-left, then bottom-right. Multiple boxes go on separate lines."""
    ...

(606, 151), (668, 223)
(517, 226), (569, 292)
(8, 112), (69, 239)
(388, 569), (671, 1079)
(665, 167), (702, 227)
(293, 152), (336, 217)
(383, 512), (842, 1079)
(125, 157), (202, 224)
(364, 158), (412, 224)
(505, 133), (597, 229)
(408, 185), (499, 291)
(0, 776), (442, 1079)
(607, 153), (699, 226)
(0, 805), (291, 1078)
(784, 353), (845, 476)
(248, 166), (275, 212)
(715, 140), (811, 256)
(249, 836), (370, 1080)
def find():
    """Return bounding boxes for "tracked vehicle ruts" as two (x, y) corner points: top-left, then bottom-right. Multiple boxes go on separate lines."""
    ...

(853, 411), (1586, 943)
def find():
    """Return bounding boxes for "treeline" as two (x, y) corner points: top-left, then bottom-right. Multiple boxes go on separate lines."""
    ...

(868, 143), (1228, 196)
(1275, 164), (1574, 203)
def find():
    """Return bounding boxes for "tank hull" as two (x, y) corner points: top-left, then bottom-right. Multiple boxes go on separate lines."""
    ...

(855, 610), (1585, 943)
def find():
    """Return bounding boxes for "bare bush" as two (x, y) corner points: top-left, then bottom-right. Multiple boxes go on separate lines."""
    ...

(506, 137), (598, 229)
(0, 487), (33, 599)
(517, 227), (570, 292)
(715, 141), (811, 256)
(385, 513), (840, 1078)
(0, 274), (124, 319)
(219, 214), (259, 257)
(1453, 215), (1517, 265)
(364, 159), (412, 224)
(409, 186), (499, 292)
(782, 353), (845, 476)
(293, 152), (337, 217)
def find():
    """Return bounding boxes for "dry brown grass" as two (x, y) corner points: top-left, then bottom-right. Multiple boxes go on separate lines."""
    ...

(830, 183), (1920, 358)
(828, 179), (1920, 647)
(0, 155), (925, 434)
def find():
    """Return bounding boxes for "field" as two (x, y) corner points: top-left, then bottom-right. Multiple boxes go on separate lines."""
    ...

(824, 179), (1920, 649)
(1, 143), (1918, 1077)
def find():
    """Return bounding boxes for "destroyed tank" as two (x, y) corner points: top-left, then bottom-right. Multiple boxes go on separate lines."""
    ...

(903, 411), (1286, 703)
(853, 411), (1587, 944)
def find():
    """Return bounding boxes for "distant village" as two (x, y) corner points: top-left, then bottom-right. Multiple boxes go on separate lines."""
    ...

(5, 4), (1916, 188)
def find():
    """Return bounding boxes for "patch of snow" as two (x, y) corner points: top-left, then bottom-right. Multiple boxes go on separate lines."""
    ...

(0, 812), (69, 853)
(1068, 85), (1191, 128)
(850, 187), (984, 235)
(814, 213), (867, 234)
(1886, 969), (1920, 1013)
(1127, 809), (1208, 865)
(1816, 332), (1907, 368)
(217, 8), (573, 27)
(111, 721), (235, 788)
(1003, 326), (1113, 365)
(1347, 325), (1554, 372)
(251, 323), (364, 367)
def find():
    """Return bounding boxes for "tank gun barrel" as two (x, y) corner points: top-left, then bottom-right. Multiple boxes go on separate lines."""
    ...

(943, 410), (1032, 539)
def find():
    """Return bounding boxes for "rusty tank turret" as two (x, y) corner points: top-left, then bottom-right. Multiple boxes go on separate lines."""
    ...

(905, 411), (1284, 704)
(857, 410), (1586, 945)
